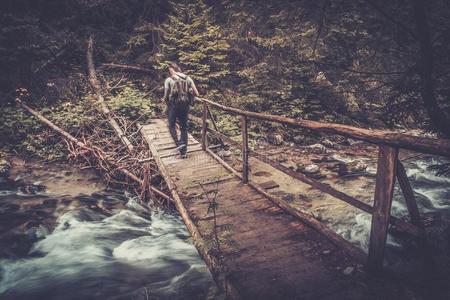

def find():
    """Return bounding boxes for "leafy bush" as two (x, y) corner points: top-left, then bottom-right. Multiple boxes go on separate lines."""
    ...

(0, 99), (96, 159)
(107, 86), (155, 122)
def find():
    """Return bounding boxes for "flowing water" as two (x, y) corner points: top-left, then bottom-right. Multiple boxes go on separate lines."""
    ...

(0, 155), (449, 299)
(0, 161), (216, 300)
(310, 155), (450, 274)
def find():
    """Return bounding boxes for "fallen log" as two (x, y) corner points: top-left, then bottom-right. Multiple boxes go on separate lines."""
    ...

(101, 63), (152, 73)
(87, 36), (134, 153)
(16, 98), (172, 204)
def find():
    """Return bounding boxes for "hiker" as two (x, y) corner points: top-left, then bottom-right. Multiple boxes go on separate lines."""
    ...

(163, 62), (199, 158)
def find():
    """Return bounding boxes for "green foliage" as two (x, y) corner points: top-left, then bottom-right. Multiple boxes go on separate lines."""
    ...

(107, 86), (155, 122)
(0, 106), (43, 147)
(156, 0), (231, 91)
(0, 99), (95, 159)
(215, 114), (240, 137)
(41, 101), (96, 130)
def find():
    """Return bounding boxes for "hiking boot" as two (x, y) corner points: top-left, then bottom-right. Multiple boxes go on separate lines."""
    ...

(175, 143), (186, 152)
(180, 153), (187, 159)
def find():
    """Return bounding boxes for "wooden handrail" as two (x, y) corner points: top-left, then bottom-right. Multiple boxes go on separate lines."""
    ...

(194, 97), (450, 157)
(191, 96), (446, 273)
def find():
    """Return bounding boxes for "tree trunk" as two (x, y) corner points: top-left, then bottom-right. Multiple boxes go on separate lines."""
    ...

(86, 36), (135, 152)
(412, 0), (450, 138)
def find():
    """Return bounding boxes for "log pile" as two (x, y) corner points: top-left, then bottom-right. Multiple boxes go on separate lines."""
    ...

(14, 37), (173, 207)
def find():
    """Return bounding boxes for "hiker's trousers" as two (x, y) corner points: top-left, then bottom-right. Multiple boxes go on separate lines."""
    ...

(167, 101), (189, 154)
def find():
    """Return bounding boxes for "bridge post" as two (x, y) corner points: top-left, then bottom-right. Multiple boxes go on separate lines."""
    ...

(367, 145), (399, 273)
(241, 115), (249, 183)
(201, 102), (208, 150)
(396, 160), (423, 228)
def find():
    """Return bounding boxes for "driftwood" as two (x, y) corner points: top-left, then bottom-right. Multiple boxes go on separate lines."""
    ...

(87, 36), (134, 153)
(16, 98), (172, 204)
(101, 63), (152, 73)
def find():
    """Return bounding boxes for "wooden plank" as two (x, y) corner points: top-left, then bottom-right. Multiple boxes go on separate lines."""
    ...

(158, 143), (203, 158)
(367, 145), (399, 273)
(139, 123), (240, 299)
(205, 147), (366, 263)
(260, 180), (280, 190)
(397, 160), (424, 228)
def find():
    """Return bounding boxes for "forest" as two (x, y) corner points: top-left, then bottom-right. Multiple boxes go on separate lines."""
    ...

(1, 0), (450, 156)
(1, 1), (450, 299)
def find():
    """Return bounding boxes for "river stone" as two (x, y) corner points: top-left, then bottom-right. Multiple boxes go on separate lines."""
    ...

(282, 193), (295, 202)
(343, 266), (354, 275)
(337, 160), (368, 176)
(0, 159), (11, 177)
(218, 150), (232, 157)
(321, 138), (334, 148)
(348, 160), (368, 172)
(322, 250), (332, 255)
(304, 164), (320, 174)
(307, 143), (327, 154)
(267, 133), (284, 145)
(276, 155), (287, 163)
(293, 135), (304, 144)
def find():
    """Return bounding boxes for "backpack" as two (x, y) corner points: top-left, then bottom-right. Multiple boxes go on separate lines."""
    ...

(169, 73), (193, 105)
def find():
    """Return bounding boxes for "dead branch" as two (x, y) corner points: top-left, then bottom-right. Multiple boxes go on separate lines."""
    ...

(101, 63), (152, 73)
(16, 98), (173, 204)
(86, 36), (134, 153)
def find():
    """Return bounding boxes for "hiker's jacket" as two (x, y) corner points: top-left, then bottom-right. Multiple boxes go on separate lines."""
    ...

(163, 72), (195, 103)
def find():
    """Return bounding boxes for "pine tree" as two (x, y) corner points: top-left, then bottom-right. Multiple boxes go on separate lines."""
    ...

(156, 0), (230, 92)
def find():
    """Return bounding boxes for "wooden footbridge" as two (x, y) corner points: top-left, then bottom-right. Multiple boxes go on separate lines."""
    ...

(139, 98), (450, 299)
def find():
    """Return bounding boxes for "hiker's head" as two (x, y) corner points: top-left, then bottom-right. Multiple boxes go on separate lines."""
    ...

(167, 62), (181, 75)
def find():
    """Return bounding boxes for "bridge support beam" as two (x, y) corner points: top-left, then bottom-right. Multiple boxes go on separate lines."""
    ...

(367, 145), (399, 273)
(397, 160), (423, 228)
(201, 102), (208, 150)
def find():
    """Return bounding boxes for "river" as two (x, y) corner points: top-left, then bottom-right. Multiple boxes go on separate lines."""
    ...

(0, 155), (449, 299)
(0, 160), (217, 300)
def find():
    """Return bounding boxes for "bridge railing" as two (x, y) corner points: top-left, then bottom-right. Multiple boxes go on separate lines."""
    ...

(189, 96), (450, 273)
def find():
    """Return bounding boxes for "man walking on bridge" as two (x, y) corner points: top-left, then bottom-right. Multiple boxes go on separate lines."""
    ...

(163, 62), (200, 158)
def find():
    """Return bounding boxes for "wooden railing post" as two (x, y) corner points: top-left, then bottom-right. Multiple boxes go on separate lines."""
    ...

(397, 160), (423, 227)
(241, 115), (249, 183)
(201, 101), (208, 150)
(367, 145), (399, 273)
